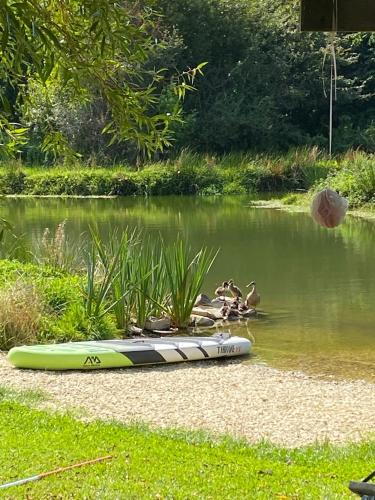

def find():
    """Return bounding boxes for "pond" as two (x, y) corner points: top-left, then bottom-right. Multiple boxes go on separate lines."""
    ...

(1, 195), (375, 382)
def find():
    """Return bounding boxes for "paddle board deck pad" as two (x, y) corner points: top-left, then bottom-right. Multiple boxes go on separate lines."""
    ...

(7, 334), (251, 370)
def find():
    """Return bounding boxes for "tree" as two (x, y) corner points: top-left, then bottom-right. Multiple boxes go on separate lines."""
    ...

(0, 0), (201, 158)
(157, 0), (375, 153)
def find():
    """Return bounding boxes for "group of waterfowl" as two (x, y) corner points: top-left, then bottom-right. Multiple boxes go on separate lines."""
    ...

(214, 279), (260, 320)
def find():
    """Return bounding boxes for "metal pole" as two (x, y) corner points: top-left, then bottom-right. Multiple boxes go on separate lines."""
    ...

(329, 56), (333, 157)
(0, 455), (113, 490)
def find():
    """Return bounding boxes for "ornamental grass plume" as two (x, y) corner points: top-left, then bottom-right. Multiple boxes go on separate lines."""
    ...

(37, 220), (83, 272)
(0, 280), (43, 350)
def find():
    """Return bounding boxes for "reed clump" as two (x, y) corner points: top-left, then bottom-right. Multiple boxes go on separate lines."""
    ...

(88, 228), (217, 330)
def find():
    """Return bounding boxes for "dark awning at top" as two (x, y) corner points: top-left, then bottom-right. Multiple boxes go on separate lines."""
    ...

(301, 0), (375, 32)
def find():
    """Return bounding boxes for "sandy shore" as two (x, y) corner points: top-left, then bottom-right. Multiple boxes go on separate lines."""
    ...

(1, 354), (374, 447)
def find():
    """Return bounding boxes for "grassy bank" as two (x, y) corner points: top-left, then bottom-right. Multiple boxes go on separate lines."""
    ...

(1, 149), (375, 208)
(0, 148), (333, 197)
(0, 388), (373, 499)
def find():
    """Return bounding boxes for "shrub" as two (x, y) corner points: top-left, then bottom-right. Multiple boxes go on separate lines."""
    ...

(41, 275), (82, 313)
(312, 152), (375, 207)
(0, 169), (26, 194)
(0, 280), (43, 350)
(0, 260), (65, 287)
(281, 193), (306, 205)
(0, 259), (117, 346)
(40, 303), (117, 344)
(0, 149), (340, 198)
(0, 260), (81, 312)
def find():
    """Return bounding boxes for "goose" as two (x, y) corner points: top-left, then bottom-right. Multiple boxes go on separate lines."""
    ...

(230, 298), (240, 310)
(227, 307), (240, 319)
(220, 301), (231, 319)
(245, 281), (260, 309)
(228, 279), (243, 299)
(215, 281), (229, 298)
(238, 302), (248, 313)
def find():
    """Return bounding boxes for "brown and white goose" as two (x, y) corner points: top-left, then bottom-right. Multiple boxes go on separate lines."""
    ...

(215, 281), (229, 298)
(228, 279), (243, 299)
(245, 281), (260, 309)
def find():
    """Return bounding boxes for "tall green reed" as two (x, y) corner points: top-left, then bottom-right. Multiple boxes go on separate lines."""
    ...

(84, 227), (136, 326)
(162, 239), (218, 328)
(126, 239), (169, 329)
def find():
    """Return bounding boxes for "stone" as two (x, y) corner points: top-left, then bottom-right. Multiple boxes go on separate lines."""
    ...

(241, 308), (257, 318)
(144, 316), (171, 331)
(128, 325), (143, 336)
(211, 297), (236, 307)
(192, 307), (223, 320)
(194, 294), (212, 307)
(190, 315), (215, 327)
(211, 297), (226, 307)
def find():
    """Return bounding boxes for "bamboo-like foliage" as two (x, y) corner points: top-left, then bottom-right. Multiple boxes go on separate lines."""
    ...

(162, 240), (218, 328)
(84, 228), (133, 322)
(126, 239), (169, 330)
(85, 228), (218, 331)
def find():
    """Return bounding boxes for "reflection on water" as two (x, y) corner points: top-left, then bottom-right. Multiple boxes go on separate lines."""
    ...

(1, 195), (375, 381)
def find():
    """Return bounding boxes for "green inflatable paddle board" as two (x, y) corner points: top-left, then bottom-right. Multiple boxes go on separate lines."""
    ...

(7, 334), (251, 370)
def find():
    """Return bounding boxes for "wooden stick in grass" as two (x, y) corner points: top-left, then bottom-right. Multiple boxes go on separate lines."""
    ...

(0, 455), (112, 490)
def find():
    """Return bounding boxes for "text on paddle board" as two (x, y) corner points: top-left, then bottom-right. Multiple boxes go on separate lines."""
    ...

(217, 345), (241, 354)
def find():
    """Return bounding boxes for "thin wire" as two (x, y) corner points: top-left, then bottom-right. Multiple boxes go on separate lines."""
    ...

(328, 0), (338, 157)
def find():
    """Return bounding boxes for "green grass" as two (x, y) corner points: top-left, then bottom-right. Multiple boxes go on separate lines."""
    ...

(0, 391), (373, 499)
(0, 148), (333, 197)
(0, 386), (47, 405)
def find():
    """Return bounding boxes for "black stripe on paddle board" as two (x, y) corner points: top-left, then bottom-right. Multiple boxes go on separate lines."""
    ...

(102, 340), (193, 360)
(196, 346), (209, 358)
(175, 349), (188, 360)
(122, 350), (166, 365)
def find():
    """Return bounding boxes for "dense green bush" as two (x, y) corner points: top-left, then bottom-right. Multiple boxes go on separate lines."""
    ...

(0, 170), (27, 194)
(313, 152), (375, 207)
(40, 303), (117, 344)
(2, 148), (374, 207)
(157, 0), (375, 154)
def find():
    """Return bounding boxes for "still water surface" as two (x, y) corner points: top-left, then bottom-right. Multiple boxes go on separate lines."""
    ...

(1, 196), (374, 381)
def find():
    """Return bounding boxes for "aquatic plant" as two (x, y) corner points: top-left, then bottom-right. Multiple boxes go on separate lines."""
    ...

(126, 239), (169, 330)
(84, 230), (126, 325)
(162, 239), (218, 328)
(85, 229), (217, 331)
(93, 227), (140, 331)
